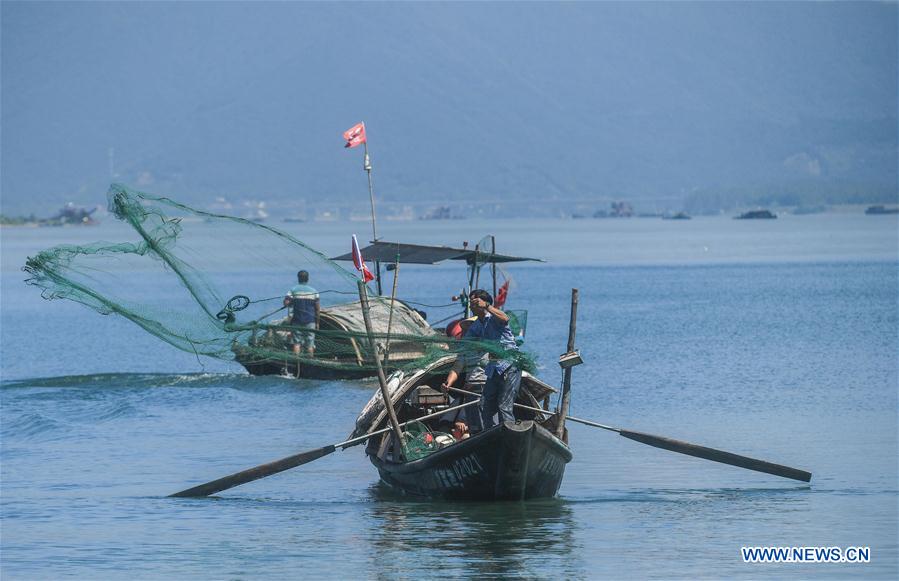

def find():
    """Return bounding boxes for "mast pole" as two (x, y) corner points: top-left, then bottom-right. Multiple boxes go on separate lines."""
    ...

(363, 140), (378, 241)
(363, 138), (382, 295)
(555, 288), (579, 440)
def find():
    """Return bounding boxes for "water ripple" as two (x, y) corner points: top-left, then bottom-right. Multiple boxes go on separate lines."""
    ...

(0, 411), (69, 440)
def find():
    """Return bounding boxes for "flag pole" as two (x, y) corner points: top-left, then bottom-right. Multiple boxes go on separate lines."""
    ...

(362, 138), (383, 295)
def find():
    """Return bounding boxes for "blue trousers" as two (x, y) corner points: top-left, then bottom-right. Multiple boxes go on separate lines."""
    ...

(481, 366), (522, 429)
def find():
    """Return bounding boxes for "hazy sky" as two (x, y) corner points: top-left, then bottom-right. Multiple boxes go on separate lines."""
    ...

(2, 1), (896, 215)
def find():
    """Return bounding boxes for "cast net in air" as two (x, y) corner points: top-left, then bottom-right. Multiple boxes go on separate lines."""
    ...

(23, 184), (534, 377)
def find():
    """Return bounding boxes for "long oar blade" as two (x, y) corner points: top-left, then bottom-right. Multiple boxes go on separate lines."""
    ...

(618, 429), (812, 483)
(169, 444), (336, 498)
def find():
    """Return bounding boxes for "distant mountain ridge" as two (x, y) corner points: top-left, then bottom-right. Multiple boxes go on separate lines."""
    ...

(1, 2), (896, 215)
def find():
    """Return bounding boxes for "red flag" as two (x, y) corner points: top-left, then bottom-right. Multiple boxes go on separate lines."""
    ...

(351, 234), (375, 282)
(494, 279), (510, 308)
(343, 122), (367, 149)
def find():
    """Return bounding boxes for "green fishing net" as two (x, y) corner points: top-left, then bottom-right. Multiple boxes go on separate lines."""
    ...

(23, 184), (535, 377)
(402, 421), (454, 461)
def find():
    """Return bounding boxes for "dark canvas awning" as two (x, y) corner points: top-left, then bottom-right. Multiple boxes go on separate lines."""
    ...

(331, 241), (542, 265)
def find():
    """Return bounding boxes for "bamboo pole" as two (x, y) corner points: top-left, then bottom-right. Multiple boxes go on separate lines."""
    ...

(474, 246), (481, 289)
(462, 244), (480, 318)
(555, 288), (579, 439)
(491, 236), (497, 298)
(383, 253), (400, 365)
(363, 141), (377, 241)
(357, 280), (405, 458)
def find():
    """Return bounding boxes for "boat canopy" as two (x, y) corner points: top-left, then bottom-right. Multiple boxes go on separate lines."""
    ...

(332, 241), (542, 265)
(321, 299), (432, 337)
(308, 299), (437, 366)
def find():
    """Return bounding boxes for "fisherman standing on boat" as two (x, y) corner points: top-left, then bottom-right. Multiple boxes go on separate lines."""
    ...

(463, 289), (521, 429)
(283, 270), (320, 356)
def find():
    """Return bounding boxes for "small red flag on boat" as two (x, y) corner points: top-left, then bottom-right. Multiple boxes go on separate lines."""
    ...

(351, 234), (375, 282)
(494, 279), (510, 308)
(343, 122), (367, 149)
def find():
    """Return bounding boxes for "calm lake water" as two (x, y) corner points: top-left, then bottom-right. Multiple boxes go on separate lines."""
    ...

(2, 213), (897, 579)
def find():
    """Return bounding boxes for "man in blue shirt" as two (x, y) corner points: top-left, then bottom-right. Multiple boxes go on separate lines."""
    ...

(464, 289), (521, 430)
(283, 270), (320, 356)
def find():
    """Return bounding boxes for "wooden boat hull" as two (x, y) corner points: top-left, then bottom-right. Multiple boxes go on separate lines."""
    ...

(233, 346), (421, 380)
(368, 420), (572, 501)
(236, 357), (375, 380)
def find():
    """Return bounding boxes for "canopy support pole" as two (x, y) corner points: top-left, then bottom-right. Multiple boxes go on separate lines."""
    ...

(383, 252), (400, 365)
(491, 235), (497, 298)
(469, 244), (479, 291)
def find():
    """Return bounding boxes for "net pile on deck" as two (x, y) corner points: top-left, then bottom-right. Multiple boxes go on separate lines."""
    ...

(23, 184), (535, 375)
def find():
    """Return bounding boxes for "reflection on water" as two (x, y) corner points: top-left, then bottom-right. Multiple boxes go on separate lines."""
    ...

(365, 484), (581, 578)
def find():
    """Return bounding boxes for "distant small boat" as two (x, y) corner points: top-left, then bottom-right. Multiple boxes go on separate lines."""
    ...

(662, 212), (691, 220)
(865, 205), (899, 215)
(38, 203), (99, 226)
(735, 209), (777, 220)
(594, 201), (634, 218)
(420, 206), (464, 220)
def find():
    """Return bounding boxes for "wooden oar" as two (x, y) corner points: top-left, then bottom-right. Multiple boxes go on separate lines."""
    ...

(565, 415), (812, 483)
(446, 386), (812, 483)
(169, 399), (481, 498)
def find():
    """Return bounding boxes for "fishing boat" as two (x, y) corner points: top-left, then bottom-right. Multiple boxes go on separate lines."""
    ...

(865, 205), (899, 215)
(349, 356), (570, 500)
(232, 298), (436, 380)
